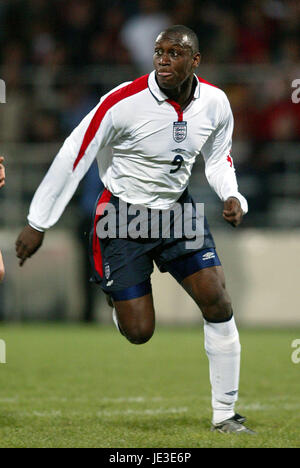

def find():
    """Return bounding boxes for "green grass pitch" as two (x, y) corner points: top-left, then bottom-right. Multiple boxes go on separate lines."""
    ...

(0, 323), (299, 448)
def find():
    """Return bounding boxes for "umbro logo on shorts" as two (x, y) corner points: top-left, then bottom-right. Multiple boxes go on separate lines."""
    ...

(106, 280), (114, 287)
(202, 252), (215, 261)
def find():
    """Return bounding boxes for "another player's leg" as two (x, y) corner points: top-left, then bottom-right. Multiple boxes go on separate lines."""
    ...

(166, 251), (255, 434)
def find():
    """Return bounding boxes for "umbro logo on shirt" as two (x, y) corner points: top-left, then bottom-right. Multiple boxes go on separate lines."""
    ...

(202, 252), (215, 261)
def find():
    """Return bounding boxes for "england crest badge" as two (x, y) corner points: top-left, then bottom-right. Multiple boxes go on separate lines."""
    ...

(173, 121), (187, 143)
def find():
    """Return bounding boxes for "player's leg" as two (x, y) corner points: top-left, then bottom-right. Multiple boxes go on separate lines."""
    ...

(180, 263), (232, 322)
(164, 249), (232, 321)
(89, 189), (157, 345)
(104, 282), (156, 345)
(184, 266), (241, 427)
(181, 265), (241, 426)
(112, 292), (155, 345)
(165, 251), (245, 430)
(154, 190), (252, 432)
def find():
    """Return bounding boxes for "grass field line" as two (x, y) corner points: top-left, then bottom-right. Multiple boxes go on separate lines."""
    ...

(97, 407), (188, 417)
(0, 396), (165, 404)
(17, 407), (188, 418)
(5, 402), (300, 419)
(240, 402), (300, 411)
(1, 395), (300, 410)
(98, 396), (164, 403)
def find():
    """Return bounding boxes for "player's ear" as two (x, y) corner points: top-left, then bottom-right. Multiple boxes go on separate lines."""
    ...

(193, 52), (201, 69)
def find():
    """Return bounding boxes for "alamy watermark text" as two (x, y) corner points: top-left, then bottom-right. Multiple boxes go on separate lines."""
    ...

(96, 200), (205, 249)
(291, 339), (300, 364)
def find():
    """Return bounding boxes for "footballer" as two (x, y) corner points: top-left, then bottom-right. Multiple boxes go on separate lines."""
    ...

(16, 26), (254, 434)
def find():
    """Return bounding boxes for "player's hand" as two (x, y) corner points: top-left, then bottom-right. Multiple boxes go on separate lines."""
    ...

(15, 225), (45, 266)
(0, 156), (5, 189)
(223, 197), (243, 227)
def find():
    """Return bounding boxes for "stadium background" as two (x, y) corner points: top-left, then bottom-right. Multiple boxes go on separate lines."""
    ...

(0, 0), (300, 326)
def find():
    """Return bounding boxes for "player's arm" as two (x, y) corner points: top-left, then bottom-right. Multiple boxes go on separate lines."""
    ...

(16, 100), (117, 266)
(201, 94), (248, 227)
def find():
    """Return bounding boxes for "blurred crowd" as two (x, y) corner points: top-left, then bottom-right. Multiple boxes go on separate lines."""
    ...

(0, 0), (300, 223)
(0, 0), (299, 143)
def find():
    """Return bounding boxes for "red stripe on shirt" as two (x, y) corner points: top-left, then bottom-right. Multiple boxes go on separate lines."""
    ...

(93, 188), (112, 278)
(166, 99), (183, 122)
(197, 76), (219, 88)
(73, 74), (149, 171)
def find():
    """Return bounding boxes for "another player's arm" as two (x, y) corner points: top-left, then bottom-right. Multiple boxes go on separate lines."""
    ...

(0, 156), (5, 189)
(0, 156), (5, 281)
(0, 250), (4, 282)
(16, 225), (44, 267)
(16, 101), (117, 266)
(201, 94), (248, 227)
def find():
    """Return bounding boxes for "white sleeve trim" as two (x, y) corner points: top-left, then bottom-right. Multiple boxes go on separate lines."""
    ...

(28, 221), (46, 232)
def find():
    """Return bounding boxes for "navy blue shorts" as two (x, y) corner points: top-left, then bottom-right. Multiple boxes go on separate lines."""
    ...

(89, 188), (221, 297)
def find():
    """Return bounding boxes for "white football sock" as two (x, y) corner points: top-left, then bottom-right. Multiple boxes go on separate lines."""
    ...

(204, 316), (241, 425)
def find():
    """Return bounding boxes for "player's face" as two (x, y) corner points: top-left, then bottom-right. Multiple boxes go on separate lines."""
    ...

(153, 34), (200, 90)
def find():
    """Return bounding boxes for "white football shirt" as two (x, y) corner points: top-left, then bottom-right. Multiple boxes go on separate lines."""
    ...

(28, 71), (248, 231)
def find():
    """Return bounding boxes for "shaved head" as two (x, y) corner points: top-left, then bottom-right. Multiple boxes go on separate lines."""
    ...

(156, 25), (199, 55)
(153, 24), (201, 99)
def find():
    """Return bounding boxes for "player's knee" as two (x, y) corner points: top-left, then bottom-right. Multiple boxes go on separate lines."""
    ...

(115, 297), (155, 345)
(201, 290), (233, 322)
(125, 324), (154, 345)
